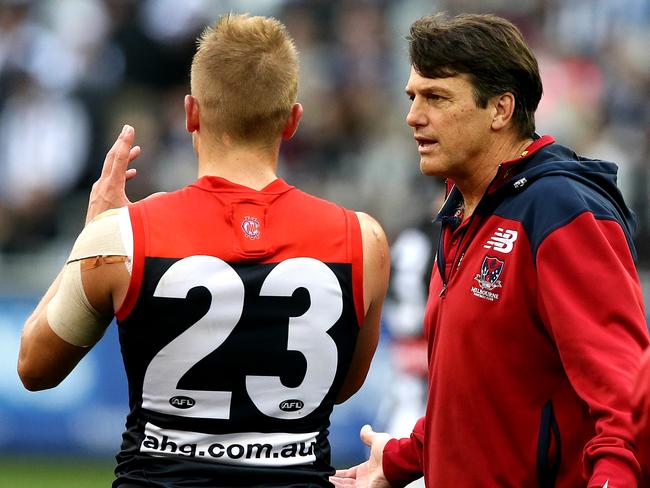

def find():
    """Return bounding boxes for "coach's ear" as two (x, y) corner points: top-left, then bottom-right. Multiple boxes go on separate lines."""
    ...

(282, 103), (303, 140)
(185, 95), (200, 133)
(490, 92), (515, 132)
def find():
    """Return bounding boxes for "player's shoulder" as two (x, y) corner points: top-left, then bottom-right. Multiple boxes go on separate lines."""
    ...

(288, 186), (347, 211)
(282, 187), (363, 229)
(130, 189), (174, 211)
(355, 212), (386, 238)
(355, 211), (389, 262)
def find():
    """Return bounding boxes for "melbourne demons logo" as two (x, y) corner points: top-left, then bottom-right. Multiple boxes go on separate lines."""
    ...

(475, 256), (504, 290)
(471, 256), (505, 302)
(241, 216), (261, 240)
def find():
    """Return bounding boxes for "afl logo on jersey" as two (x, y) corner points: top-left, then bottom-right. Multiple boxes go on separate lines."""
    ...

(279, 399), (304, 412)
(169, 396), (196, 409)
(241, 216), (261, 240)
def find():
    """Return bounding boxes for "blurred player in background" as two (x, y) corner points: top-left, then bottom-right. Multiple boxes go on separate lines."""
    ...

(18, 14), (389, 488)
(380, 218), (433, 439)
(333, 12), (648, 488)
(379, 195), (442, 439)
(377, 195), (442, 488)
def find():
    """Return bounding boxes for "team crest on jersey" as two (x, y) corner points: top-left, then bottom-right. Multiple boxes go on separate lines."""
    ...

(471, 256), (504, 301)
(241, 216), (261, 240)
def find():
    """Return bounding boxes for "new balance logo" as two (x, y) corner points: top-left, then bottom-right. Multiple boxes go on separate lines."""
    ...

(484, 228), (518, 254)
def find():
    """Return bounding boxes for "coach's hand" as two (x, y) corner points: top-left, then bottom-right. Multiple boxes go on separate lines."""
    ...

(330, 425), (392, 488)
(85, 124), (141, 224)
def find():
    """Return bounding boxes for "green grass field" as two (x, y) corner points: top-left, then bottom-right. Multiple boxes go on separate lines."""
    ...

(0, 457), (115, 488)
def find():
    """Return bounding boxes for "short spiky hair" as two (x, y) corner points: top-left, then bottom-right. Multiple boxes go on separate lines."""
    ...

(191, 13), (299, 145)
(408, 13), (543, 138)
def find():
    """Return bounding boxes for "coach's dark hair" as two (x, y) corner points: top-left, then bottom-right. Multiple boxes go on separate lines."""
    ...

(407, 13), (542, 138)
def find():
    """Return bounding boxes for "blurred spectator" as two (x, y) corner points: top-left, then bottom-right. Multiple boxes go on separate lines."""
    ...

(0, 75), (90, 252)
(0, 0), (648, 276)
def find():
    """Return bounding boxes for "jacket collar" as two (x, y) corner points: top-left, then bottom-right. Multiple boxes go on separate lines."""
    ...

(436, 134), (555, 223)
(492, 135), (555, 190)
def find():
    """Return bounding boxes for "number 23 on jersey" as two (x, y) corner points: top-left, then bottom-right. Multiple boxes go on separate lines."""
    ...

(141, 256), (344, 421)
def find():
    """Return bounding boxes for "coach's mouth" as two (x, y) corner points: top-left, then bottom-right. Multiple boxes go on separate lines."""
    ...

(415, 136), (438, 153)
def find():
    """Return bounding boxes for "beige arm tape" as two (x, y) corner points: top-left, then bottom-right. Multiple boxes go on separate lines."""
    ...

(46, 207), (132, 347)
(68, 208), (132, 264)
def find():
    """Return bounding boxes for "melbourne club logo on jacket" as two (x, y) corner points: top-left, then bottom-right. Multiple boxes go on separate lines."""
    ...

(471, 256), (504, 301)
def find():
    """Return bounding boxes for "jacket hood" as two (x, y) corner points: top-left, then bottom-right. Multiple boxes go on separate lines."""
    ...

(492, 138), (637, 236)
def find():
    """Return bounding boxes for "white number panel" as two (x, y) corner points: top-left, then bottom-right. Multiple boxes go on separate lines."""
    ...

(141, 256), (343, 420)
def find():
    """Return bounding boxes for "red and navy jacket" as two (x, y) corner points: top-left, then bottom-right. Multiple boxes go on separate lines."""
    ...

(382, 135), (649, 487)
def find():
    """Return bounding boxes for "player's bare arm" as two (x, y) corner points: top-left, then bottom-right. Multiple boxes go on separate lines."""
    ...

(18, 126), (140, 390)
(335, 212), (390, 404)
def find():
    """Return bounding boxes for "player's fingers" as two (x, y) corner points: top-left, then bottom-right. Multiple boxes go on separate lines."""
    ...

(125, 168), (137, 181)
(360, 424), (376, 446)
(110, 125), (135, 177)
(129, 145), (141, 163)
(100, 128), (125, 177)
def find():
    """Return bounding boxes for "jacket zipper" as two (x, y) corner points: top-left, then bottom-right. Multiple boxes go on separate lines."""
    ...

(439, 164), (504, 297)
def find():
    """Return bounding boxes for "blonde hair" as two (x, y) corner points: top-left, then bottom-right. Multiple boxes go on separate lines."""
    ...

(190, 13), (299, 145)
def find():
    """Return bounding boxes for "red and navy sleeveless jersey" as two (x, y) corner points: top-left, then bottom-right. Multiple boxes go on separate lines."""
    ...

(112, 176), (364, 488)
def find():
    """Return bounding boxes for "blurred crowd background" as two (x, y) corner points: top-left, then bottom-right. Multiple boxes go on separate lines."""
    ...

(0, 0), (648, 478)
(0, 0), (649, 290)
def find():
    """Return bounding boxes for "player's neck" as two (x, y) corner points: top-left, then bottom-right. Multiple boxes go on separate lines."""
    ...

(197, 140), (280, 190)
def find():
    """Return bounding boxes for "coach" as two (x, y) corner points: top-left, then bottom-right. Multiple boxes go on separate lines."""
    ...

(333, 13), (649, 488)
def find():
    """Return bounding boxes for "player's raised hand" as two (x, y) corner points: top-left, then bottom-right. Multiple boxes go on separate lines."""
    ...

(330, 425), (392, 488)
(85, 124), (141, 224)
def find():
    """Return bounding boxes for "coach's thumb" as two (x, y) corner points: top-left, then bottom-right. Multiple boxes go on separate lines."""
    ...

(360, 424), (377, 447)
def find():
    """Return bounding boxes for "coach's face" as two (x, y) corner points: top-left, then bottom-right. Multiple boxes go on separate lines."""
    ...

(405, 67), (494, 179)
